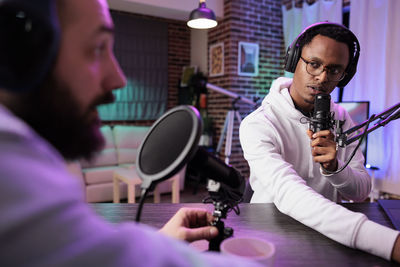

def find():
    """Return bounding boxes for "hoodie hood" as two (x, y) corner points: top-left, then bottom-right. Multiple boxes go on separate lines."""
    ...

(261, 77), (304, 121)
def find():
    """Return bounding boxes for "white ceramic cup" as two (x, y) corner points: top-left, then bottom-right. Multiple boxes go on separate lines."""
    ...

(189, 240), (209, 252)
(220, 237), (275, 266)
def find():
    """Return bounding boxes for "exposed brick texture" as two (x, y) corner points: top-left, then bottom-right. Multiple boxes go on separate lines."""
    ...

(207, 0), (285, 178)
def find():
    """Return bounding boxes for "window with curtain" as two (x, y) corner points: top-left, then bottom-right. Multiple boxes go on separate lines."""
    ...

(98, 11), (168, 121)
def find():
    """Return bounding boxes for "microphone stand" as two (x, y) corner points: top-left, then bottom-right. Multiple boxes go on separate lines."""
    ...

(336, 101), (400, 147)
(206, 83), (259, 164)
(323, 101), (399, 176)
(335, 101), (400, 201)
(215, 97), (242, 165)
(203, 179), (242, 252)
(208, 200), (234, 251)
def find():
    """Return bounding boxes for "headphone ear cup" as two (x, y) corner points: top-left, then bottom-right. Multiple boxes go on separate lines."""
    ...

(284, 41), (300, 73)
(337, 28), (360, 88)
(0, 0), (59, 92)
(337, 63), (356, 87)
(337, 51), (359, 87)
(284, 45), (293, 72)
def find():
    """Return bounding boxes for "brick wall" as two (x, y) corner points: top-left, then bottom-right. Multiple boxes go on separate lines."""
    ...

(207, 0), (285, 177)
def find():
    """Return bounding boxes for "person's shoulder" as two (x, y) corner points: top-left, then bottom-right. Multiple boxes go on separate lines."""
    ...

(0, 111), (69, 190)
(241, 106), (268, 126)
(0, 132), (84, 209)
(272, 77), (293, 89)
(240, 105), (278, 139)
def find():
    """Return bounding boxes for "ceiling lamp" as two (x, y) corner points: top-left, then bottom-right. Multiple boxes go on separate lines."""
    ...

(187, 0), (218, 29)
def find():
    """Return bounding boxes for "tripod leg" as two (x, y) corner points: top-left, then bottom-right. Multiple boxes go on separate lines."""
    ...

(235, 110), (242, 124)
(216, 112), (229, 156)
(225, 111), (234, 164)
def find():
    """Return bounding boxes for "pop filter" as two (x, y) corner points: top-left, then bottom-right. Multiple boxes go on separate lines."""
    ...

(136, 105), (202, 191)
(136, 105), (245, 196)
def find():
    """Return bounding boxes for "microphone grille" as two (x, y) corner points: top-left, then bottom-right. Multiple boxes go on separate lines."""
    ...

(314, 93), (331, 112)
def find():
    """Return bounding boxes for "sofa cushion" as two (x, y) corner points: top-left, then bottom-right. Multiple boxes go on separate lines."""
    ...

(83, 165), (136, 185)
(113, 125), (150, 165)
(82, 166), (123, 185)
(80, 125), (118, 168)
(86, 182), (128, 203)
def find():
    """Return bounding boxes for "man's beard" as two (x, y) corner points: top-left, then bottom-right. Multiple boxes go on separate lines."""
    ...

(14, 74), (114, 161)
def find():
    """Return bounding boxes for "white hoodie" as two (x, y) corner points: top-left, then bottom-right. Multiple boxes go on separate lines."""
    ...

(240, 77), (398, 260)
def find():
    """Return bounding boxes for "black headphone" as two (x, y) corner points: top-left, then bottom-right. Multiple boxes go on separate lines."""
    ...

(0, 0), (60, 92)
(284, 22), (360, 88)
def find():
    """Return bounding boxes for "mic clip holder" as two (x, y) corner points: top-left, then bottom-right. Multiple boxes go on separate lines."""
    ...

(308, 111), (335, 133)
(335, 119), (347, 147)
(203, 179), (241, 252)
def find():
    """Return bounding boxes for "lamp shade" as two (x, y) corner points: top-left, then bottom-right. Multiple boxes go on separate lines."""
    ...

(187, 1), (217, 29)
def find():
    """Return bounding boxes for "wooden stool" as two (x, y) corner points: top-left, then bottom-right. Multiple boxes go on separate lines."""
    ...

(113, 168), (180, 203)
(113, 168), (142, 203)
(153, 175), (180, 203)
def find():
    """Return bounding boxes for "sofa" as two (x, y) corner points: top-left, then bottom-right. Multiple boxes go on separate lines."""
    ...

(67, 125), (186, 203)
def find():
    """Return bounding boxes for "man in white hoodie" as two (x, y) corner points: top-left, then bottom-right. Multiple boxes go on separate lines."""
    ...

(240, 22), (400, 262)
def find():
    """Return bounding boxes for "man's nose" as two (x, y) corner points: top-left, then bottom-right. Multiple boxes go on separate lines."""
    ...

(105, 54), (127, 91)
(315, 68), (329, 82)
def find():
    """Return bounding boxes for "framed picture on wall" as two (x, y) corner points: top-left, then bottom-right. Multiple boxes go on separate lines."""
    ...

(209, 42), (224, 77)
(238, 41), (259, 76)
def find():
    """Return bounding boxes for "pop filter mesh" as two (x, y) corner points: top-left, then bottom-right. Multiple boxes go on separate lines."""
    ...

(139, 109), (195, 175)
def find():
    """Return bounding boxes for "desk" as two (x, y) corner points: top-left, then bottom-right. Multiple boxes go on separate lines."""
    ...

(92, 203), (397, 267)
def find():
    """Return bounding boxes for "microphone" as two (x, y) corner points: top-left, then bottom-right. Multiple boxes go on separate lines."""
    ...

(310, 93), (333, 133)
(190, 147), (242, 189)
(190, 146), (244, 201)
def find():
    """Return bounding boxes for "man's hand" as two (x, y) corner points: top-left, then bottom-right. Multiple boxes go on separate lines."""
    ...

(159, 208), (219, 242)
(307, 129), (338, 172)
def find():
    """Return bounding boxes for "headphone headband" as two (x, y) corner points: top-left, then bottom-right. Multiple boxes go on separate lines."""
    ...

(284, 22), (360, 88)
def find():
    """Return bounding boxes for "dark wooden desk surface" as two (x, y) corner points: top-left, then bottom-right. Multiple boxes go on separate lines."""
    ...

(91, 202), (399, 267)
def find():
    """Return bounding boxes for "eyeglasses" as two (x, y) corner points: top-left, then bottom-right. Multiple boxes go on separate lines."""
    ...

(300, 56), (346, 82)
